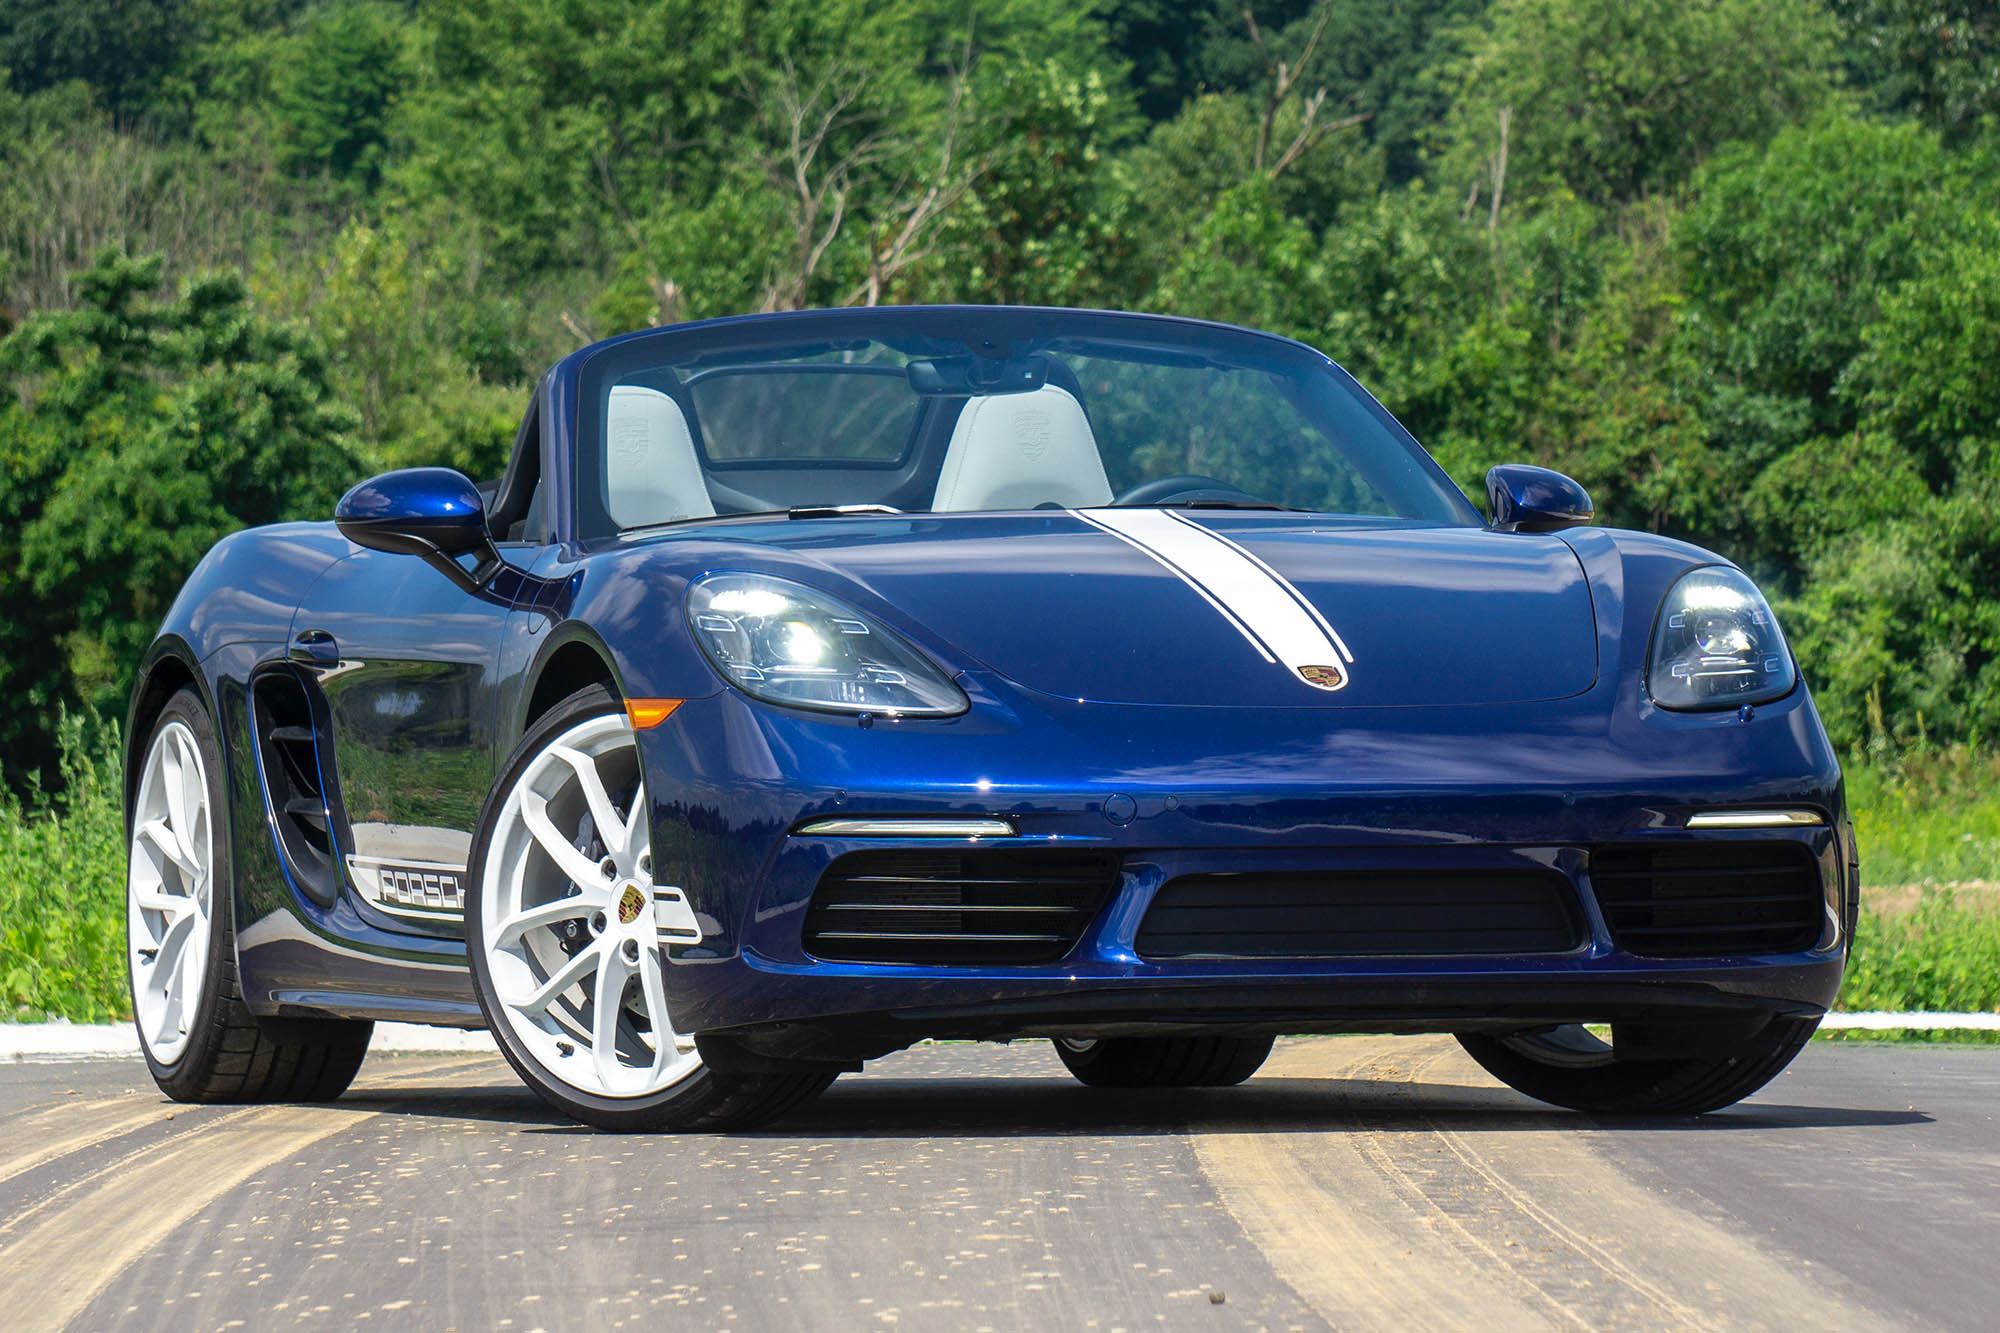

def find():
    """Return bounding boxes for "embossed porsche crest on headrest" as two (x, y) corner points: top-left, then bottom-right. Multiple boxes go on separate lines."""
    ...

(1013, 409), (1051, 460)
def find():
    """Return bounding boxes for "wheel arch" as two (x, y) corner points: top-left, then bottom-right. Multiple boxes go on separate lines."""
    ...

(519, 629), (624, 737)
(124, 640), (210, 815)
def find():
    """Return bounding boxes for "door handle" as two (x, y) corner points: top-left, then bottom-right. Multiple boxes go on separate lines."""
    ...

(290, 629), (340, 667)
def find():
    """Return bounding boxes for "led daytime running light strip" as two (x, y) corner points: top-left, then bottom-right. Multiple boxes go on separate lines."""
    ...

(1684, 810), (1824, 830)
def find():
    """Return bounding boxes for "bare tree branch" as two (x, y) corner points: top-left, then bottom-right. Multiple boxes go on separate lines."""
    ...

(1245, 2), (1334, 173)
(845, 53), (992, 306)
(747, 58), (896, 310)
(590, 150), (687, 325)
(1488, 106), (1512, 236)
(1268, 101), (1370, 179)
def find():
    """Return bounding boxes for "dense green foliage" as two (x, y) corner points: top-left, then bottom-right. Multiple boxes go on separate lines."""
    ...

(0, 251), (356, 783)
(1, 0), (1997, 786)
(0, 717), (126, 1021)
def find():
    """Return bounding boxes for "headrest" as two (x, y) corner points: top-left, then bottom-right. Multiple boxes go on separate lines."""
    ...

(604, 385), (714, 529)
(931, 384), (1112, 512)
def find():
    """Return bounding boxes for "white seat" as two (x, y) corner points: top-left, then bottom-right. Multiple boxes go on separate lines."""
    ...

(604, 385), (714, 528)
(931, 384), (1112, 512)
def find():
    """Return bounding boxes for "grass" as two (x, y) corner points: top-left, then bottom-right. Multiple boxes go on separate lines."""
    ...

(1844, 746), (2000, 889)
(1843, 891), (2000, 1012)
(3, 724), (1999, 1027)
(1827, 748), (2000, 1034)
(0, 715), (129, 1023)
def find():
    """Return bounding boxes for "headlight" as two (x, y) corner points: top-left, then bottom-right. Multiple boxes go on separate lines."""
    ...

(687, 573), (968, 717)
(1647, 567), (1797, 710)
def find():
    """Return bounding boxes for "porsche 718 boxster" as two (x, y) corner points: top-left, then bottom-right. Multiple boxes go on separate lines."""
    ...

(124, 306), (1853, 1129)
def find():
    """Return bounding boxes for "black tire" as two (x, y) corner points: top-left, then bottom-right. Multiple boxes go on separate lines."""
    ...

(466, 683), (835, 1132)
(1053, 1034), (1274, 1088)
(1456, 1016), (1820, 1115)
(130, 687), (373, 1103)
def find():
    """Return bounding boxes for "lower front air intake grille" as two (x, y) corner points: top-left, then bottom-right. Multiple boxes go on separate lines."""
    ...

(803, 849), (1120, 965)
(1135, 869), (1584, 959)
(1593, 843), (1824, 957)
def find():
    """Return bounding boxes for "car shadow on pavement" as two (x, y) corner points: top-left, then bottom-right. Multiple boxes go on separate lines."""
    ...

(330, 1070), (1932, 1138)
(772, 1075), (1933, 1138)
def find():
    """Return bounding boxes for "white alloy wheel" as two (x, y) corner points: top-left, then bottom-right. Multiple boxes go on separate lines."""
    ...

(128, 719), (215, 1064)
(479, 712), (704, 1099)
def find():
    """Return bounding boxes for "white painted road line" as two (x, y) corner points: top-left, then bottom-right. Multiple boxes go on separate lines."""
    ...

(1820, 1011), (2000, 1030)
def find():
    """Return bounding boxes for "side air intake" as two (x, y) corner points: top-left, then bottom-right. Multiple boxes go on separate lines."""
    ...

(803, 849), (1119, 965)
(250, 670), (341, 906)
(1592, 843), (1824, 957)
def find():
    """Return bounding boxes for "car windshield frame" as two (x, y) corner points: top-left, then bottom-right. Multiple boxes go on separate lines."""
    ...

(563, 306), (1482, 541)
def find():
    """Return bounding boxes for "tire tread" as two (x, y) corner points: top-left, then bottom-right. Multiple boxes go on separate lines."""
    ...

(1456, 1016), (1819, 1115)
(1056, 1035), (1274, 1089)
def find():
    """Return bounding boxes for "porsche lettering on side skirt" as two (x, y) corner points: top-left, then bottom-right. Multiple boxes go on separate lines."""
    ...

(346, 857), (467, 918)
(1073, 506), (1355, 691)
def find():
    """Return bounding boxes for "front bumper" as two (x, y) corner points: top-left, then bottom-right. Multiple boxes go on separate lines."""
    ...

(639, 675), (1854, 1047)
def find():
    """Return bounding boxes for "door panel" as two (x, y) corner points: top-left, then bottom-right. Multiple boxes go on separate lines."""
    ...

(288, 550), (517, 929)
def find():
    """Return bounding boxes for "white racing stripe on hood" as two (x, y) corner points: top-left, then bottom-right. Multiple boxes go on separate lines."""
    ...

(1072, 507), (1354, 690)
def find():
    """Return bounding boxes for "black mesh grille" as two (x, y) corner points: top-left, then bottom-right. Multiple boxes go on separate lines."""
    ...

(1593, 843), (1823, 957)
(1135, 869), (1584, 959)
(803, 850), (1120, 965)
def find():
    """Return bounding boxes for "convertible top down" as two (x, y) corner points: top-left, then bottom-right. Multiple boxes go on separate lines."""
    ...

(123, 306), (1852, 1128)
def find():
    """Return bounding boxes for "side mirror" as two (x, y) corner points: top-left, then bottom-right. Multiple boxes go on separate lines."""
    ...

(1485, 464), (1593, 533)
(335, 467), (502, 595)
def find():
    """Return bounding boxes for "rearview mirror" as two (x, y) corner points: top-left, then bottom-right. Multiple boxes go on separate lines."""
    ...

(1485, 464), (1593, 533)
(335, 467), (501, 594)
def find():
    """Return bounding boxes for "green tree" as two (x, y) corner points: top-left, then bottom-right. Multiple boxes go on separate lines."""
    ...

(1834, 0), (2000, 144)
(1437, 0), (1837, 208)
(263, 221), (521, 478)
(0, 250), (355, 787)
(0, 0), (188, 116)
(1787, 487), (2000, 751)
(274, 1), (409, 186)
(1664, 117), (1983, 574)
(1845, 213), (2000, 493)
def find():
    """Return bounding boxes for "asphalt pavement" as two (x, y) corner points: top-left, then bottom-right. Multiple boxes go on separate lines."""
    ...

(0, 1035), (1990, 1331)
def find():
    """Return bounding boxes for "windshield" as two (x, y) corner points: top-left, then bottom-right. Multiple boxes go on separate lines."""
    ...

(571, 307), (1477, 536)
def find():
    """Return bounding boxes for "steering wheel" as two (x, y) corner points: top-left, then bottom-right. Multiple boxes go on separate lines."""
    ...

(1111, 475), (1262, 507)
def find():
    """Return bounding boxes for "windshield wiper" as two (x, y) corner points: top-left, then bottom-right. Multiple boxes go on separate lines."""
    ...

(1151, 498), (1299, 511)
(787, 504), (904, 519)
(621, 504), (904, 536)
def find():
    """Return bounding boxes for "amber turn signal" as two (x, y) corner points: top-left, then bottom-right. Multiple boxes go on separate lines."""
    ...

(624, 699), (684, 729)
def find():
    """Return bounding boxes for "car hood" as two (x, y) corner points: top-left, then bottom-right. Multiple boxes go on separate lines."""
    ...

(658, 511), (1599, 709)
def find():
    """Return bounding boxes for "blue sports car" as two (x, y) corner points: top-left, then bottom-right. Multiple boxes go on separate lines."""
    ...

(124, 306), (1853, 1129)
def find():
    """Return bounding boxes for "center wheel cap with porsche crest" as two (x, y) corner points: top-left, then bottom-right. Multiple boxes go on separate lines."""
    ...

(617, 883), (646, 925)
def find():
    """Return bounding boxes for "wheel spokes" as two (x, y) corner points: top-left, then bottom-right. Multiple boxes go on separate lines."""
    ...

(638, 948), (691, 1070)
(133, 883), (194, 920)
(162, 730), (202, 854)
(507, 942), (601, 1020)
(520, 789), (611, 890)
(492, 893), (604, 948)
(135, 818), (200, 885)
(144, 909), (200, 1042)
(592, 947), (635, 1088)
(621, 794), (649, 865)
(546, 745), (627, 863)
(128, 719), (215, 1064)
